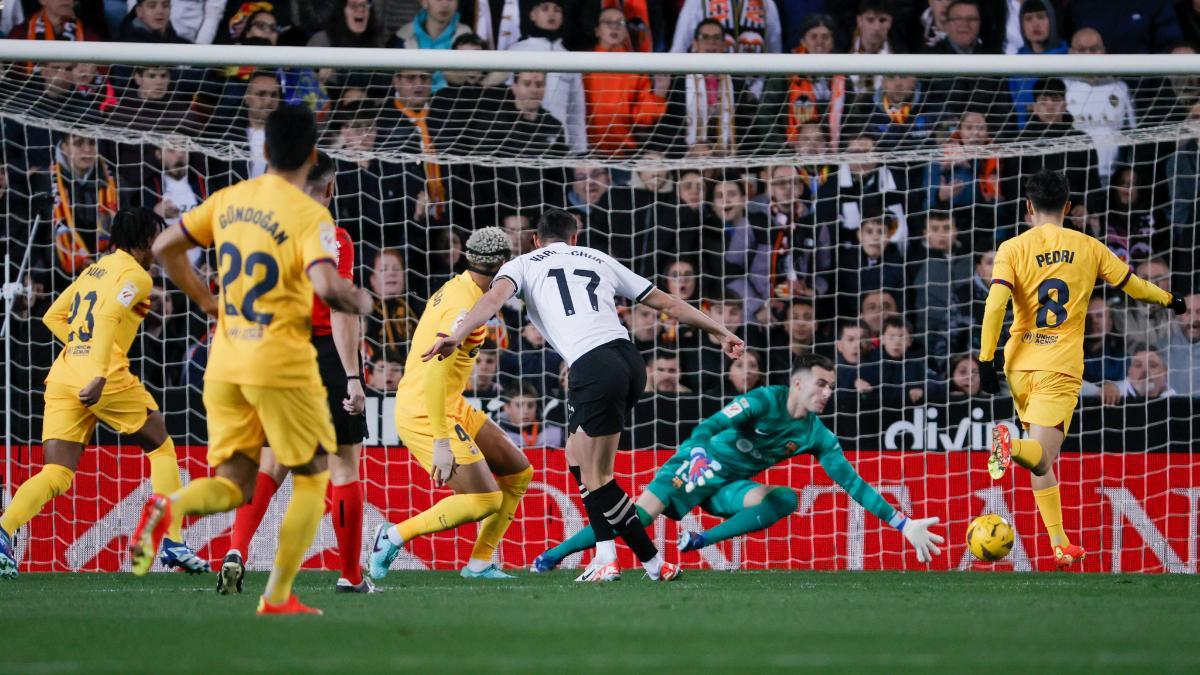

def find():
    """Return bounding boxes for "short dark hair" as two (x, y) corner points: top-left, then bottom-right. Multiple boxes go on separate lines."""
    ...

(504, 380), (540, 401)
(109, 207), (162, 252)
(857, 0), (894, 16)
(1025, 169), (1071, 213)
(694, 18), (725, 40)
(307, 150), (335, 187)
(1032, 77), (1066, 100)
(536, 207), (578, 243)
(646, 349), (680, 365)
(837, 319), (865, 338)
(927, 210), (953, 223)
(947, 0), (980, 14)
(265, 103), (317, 171)
(453, 32), (488, 49)
(791, 352), (834, 378)
(882, 315), (909, 333)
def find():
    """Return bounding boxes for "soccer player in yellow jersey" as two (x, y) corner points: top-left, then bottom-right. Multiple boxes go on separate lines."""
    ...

(128, 104), (373, 615)
(977, 170), (1186, 569)
(367, 227), (534, 581)
(0, 209), (205, 579)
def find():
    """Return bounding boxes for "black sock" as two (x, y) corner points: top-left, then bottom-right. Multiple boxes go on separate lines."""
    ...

(570, 466), (615, 542)
(590, 479), (658, 562)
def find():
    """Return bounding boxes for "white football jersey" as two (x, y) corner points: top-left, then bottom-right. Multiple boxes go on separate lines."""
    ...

(494, 242), (655, 366)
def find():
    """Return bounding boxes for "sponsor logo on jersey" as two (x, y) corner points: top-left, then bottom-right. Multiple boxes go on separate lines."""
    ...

(116, 281), (138, 307)
(1021, 332), (1059, 345)
(722, 398), (748, 418)
(319, 224), (338, 256)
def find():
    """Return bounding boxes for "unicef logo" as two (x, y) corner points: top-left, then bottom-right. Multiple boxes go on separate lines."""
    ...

(1022, 332), (1035, 344)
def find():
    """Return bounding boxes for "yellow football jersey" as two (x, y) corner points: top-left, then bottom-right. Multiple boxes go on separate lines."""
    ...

(992, 223), (1133, 378)
(396, 272), (490, 424)
(181, 173), (336, 388)
(43, 248), (152, 391)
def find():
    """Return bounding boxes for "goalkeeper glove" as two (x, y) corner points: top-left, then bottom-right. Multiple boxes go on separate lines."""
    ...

(674, 447), (722, 494)
(1170, 293), (1187, 316)
(892, 514), (944, 563)
(977, 359), (1000, 395)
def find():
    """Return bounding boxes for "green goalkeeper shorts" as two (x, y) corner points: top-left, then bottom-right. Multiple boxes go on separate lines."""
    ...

(644, 449), (763, 521)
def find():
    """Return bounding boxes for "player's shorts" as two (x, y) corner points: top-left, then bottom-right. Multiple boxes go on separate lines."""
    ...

(313, 334), (367, 446)
(567, 338), (646, 436)
(41, 379), (158, 444)
(1006, 369), (1081, 435)
(395, 397), (490, 473)
(644, 448), (763, 521)
(204, 380), (337, 468)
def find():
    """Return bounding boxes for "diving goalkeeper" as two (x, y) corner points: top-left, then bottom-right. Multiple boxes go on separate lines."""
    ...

(531, 353), (943, 575)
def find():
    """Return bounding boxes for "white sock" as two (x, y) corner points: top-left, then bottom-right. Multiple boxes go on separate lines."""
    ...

(466, 558), (492, 573)
(594, 540), (617, 565)
(385, 525), (405, 547)
(642, 553), (664, 578)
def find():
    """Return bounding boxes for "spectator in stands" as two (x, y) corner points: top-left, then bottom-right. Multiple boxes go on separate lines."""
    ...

(719, 349), (766, 396)
(768, 297), (816, 374)
(1161, 291), (1200, 396)
(926, 0), (989, 54)
(110, 66), (191, 133)
(223, 3), (280, 44)
(583, 7), (668, 157)
(499, 380), (565, 447)
(564, 164), (638, 264)
(119, 0), (189, 42)
(392, 0), (473, 91)
(908, 210), (972, 356)
(137, 143), (207, 237)
(366, 248), (420, 359)
(43, 133), (120, 279)
(1102, 166), (1167, 260)
(502, 212), (535, 255)
(1083, 297), (1127, 383)
(8, 0), (100, 44)
(308, 0), (385, 47)
(1008, 0), (1069, 130)
(833, 320), (878, 394)
(945, 352), (981, 397)
(764, 14), (846, 155)
(1063, 28), (1137, 180)
(650, 19), (756, 157)
(852, 73), (935, 150)
(834, 212), (905, 318)
(951, 249), (1010, 354)
(677, 293), (765, 392)
(490, 71), (569, 156)
(646, 350), (692, 393)
(205, 69), (280, 184)
(711, 177), (771, 322)
(499, 320), (564, 394)
(924, 1), (1014, 132)
(752, 164), (831, 300)
(463, 341), (501, 415)
(926, 111), (1000, 215)
(508, 0), (587, 153)
(1167, 101), (1200, 237)
(1101, 348), (1176, 403)
(663, 258), (699, 302)
(369, 350), (406, 393)
(1069, 0), (1181, 54)
(908, 0), (950, 52)
(326, 100), (410, 247)
(845, 0), (897, 104)
(877, 316), (930, 406)
(163, 0), (227, 44)
(859, 289), (900, 338)
(818, 134), (907, 249)
(624, 301), (663, 353)
(670, 0), (782, 54)
(1115, 258), (1176, 351)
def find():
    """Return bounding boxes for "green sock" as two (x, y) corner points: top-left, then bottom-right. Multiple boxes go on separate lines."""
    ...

(701, 488), (797, 546)
(546, 506), (654, 560)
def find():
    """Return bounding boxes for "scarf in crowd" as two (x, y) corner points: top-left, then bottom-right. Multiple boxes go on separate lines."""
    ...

(393, 100), (445, 218)
(786, 45), (844, 149)
(703, 0), (767, 53)
(919, 6), (946, 50)
(228, 1), (274, 40)
(372, 297), (419, 357)
(882, 95), (911, 125)
(52, 157), (118, 276)
(412, 10), (460, 49)
(603, 0), (652, 52)
(24, 11), (87, 72)
(685, 74), (735, 152)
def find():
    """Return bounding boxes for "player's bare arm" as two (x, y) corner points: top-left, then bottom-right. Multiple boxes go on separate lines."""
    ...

(308, 261), (372, 315)
(641, 288), (745, 360)
(153, 224), (218, 317)
(421, 277), (515, 362)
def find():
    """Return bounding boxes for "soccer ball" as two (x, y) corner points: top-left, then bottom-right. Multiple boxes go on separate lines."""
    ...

(966, 514), (1015, 562)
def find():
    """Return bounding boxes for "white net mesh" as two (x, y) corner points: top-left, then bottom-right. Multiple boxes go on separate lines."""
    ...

(2, 54), (1198, 573)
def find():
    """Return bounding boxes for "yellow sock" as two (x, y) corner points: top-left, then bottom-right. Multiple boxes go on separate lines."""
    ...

(265, 471), (329, 604)
(1033, 485), (1070, 548)
(397, 491), (502, 542)
(1010, 439), (1044, 471)
(470, 466), (533, 564)
(0, 464), (74, 534)
(146, 438), (184, 540)
(169, 476), (244, 538)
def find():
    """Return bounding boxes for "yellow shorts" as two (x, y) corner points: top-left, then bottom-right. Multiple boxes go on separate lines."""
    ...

(1006, 370), (1081, 435)
(204, 380), (336, 468)
(42, 381), (158, 444)
(395, 397), (489, 473)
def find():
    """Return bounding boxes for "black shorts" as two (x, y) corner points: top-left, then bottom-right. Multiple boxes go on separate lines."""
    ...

(313, 334), (368, 446)
(567, 338), (646, 437)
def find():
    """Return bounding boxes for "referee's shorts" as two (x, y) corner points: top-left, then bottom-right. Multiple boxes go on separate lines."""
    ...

(313, 334), (368, 446)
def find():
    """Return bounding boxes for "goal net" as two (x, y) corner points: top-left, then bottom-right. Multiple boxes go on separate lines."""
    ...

(1, 45), (1198, 574)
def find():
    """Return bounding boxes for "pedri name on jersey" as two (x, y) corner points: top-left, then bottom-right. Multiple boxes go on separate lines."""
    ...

(1035, 249), (1075, 267)
(527, 248), (604, 264)
(217, 205), (288, 245)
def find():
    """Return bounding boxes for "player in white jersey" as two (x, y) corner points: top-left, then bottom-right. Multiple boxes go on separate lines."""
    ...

(425, 209), (744, 581)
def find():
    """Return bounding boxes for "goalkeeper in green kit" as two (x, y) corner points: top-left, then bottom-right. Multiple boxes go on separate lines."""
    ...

(531, 354), (944, 578)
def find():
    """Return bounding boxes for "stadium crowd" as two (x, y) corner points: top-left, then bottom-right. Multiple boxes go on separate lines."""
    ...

(1, 0), (1199, 448)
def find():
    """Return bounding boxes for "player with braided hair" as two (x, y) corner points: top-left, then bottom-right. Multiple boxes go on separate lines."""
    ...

(367, 227), (534, 580)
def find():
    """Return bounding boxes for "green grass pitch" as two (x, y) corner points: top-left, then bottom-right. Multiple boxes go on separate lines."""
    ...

(3, 570), (1200, 673)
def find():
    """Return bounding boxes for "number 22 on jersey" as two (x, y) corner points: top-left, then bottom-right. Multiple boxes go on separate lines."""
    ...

(218, 242), (280, 327)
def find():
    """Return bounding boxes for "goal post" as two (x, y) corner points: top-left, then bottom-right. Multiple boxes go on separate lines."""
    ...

(0, 43), (1197, 573)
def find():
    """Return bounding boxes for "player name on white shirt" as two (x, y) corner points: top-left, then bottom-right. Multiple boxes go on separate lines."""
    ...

(494, 242), (655, 366)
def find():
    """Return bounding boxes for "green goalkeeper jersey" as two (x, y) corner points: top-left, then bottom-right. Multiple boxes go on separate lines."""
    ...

(678, 385), (898, 523)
